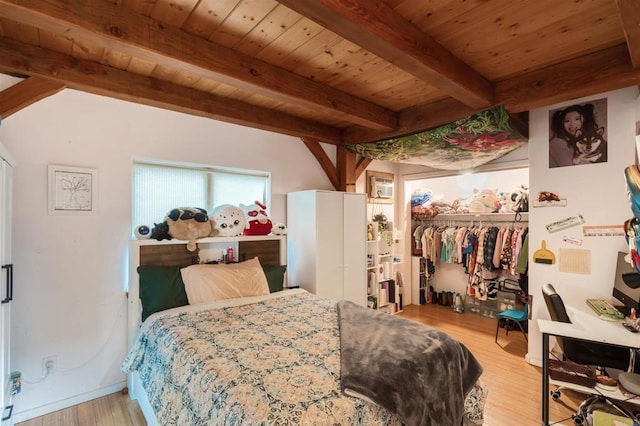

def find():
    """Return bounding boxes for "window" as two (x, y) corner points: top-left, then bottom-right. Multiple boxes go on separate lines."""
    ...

(132, 160), (270, 236)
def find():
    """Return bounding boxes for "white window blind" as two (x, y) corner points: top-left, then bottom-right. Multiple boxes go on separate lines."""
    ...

(132, 161), (269, 236)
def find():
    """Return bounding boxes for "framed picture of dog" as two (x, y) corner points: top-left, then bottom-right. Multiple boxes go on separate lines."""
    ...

(548, 97), (607, 168)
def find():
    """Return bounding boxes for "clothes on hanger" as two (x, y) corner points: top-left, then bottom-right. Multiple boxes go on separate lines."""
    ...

(411, 218), (528, 302)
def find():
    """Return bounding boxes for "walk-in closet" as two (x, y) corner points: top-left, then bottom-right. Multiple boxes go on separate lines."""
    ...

(405, 168), (530, 318)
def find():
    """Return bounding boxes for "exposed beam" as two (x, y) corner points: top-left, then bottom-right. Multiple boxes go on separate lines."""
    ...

(344, 98), (482, 144)
(336, 146), (356, 192)
(278, 0), (494, 109)
(0, 77), (65, 119)
(346, 44), (640, 144)
(497, 44), (640, 113)
(0, 0), (398, 131)
(615, 0), (640, 68)
(355, 157), (372, 179)
(0, 38), (343, 143)
(301, 137), (339, 189)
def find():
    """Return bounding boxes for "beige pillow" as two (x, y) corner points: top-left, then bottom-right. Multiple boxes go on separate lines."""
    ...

(180, 257), (270, 304)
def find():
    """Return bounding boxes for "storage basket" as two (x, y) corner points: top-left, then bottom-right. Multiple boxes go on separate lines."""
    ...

(549, 359), (596, 388)
(497, 290), (517, 304)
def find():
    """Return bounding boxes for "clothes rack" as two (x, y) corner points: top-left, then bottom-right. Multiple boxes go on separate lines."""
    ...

(411, 213), (529, 312)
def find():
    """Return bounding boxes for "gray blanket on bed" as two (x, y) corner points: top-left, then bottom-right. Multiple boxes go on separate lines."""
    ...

(337, 301), (483, 426)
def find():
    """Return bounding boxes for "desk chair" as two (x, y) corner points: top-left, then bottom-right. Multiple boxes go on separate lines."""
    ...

(495, 300), (528, 343)
(542, 283), (639, 372)
(542, 283), (640, 424)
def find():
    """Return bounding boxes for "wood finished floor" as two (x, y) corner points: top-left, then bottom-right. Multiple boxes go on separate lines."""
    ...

(18, 303), (590, 426)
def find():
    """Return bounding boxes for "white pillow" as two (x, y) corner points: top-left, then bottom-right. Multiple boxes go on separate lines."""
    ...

(180, 257), (270, 304)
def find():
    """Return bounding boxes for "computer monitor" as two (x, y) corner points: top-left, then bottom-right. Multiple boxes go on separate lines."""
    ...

(612, 251), (640, 315)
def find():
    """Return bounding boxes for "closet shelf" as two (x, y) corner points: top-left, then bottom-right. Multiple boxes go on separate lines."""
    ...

(421, 212), (528, 222)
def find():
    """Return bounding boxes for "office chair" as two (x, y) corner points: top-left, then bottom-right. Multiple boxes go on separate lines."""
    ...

(542, 283), (640, 424)
(495, 299), (528, 343)
(541, 283), (639, 372)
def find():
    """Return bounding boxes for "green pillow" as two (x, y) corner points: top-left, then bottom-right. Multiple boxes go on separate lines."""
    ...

(262, 265), (287, 293)
(137, 266), (189, 321)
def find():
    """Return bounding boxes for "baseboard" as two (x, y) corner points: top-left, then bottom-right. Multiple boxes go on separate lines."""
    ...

(10, 381), (127, 424)
(526, 352), (542, 367)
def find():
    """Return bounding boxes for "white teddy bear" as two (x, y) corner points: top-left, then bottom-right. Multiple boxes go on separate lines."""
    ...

(271, 223), (287, 235)
(210, 204), (246, 237)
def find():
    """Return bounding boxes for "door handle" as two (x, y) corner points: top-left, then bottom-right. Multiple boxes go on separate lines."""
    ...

(2, 404), (12, 421)
(1, 264), (13, 304)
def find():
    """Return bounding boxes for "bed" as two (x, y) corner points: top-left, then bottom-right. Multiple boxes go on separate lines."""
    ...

(122, 236), (487, 425)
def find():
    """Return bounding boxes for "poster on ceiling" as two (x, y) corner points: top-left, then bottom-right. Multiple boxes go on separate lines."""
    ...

(548, 98), (608, 168)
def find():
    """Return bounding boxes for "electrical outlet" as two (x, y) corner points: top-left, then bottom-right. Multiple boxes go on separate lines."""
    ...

(9, 371), (20, 395)
(42, 356), (57, 376)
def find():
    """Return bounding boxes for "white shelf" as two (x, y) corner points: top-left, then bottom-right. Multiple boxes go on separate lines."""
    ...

(131, 234), (285, 246)
(367, 232), (403, 314)
(424, 212), (528, 222)
(549, 378), (640, 406)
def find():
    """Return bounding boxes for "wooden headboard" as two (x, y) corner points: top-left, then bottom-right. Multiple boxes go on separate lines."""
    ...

(126, 235), (286, 400)
(129, 236), (285, 339)
(138, 239), (282, 267)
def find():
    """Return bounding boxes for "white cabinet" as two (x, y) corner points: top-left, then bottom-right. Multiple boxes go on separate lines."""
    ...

(287, 190), (367, 306)
(0, 145), (13, 424)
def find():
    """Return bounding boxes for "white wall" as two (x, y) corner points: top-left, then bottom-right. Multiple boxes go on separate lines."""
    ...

(0, 83), (334, 421)
(528, 87), (638, 365)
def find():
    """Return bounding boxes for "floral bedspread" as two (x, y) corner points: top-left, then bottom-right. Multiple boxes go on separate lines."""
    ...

(122, 290), (486, 425)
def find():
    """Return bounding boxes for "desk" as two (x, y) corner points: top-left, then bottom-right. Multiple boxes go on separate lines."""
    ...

(538, 303), (640, 425)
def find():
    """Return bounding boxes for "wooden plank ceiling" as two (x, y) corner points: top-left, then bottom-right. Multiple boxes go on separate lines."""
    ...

(0, 0), (639, 188)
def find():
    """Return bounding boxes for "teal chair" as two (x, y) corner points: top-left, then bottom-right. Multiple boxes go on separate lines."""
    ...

(495, 301), (528, 343)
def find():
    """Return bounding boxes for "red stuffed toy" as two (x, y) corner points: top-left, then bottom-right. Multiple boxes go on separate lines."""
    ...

(240, 200), (273, 236)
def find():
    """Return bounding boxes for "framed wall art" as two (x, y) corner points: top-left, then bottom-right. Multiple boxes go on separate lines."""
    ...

(548, 97), (608, 168)
(48, 165), (98, 215)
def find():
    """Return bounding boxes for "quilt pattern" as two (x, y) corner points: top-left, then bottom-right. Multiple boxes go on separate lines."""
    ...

(122, 291), (485, 425)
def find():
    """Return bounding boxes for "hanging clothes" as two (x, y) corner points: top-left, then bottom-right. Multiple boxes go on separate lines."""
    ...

(411, 216), (528, 302)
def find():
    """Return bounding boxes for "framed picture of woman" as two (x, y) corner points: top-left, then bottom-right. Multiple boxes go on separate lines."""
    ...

(549, 98), (607, 168)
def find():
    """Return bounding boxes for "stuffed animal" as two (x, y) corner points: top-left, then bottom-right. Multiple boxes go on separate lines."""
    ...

(468, 189), (501, 213)
(510, 185), (529, 213)
(150, 207), (212, 251)
(210, 204), (246, 237)
(271, 223), (287, 235)
(240, 200), (272, 236)
(451, 196), (470, 214)
(497, 191), (511, 213)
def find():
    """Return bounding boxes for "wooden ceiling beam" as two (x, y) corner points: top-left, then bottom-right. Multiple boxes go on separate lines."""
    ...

(0, 77), (65, 119)
(301, 137), (361, 191)
(0, 38), (343, 143)
(355, 157), (372, 180)
(0, 0), (397, 132)
(497, 44), (640, 113)
(614, 0), (640, 68)
(336, 146), (356, 192)
(344, 98), (482, 144)
(345, 44), (640, 145)
(278, 0), (494, 109)
(301, 137), (339, 189)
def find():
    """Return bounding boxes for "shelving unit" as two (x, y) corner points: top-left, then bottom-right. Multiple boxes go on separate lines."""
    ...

(424, 212), (529, 223)
(367, 236), (403, 314)
(411, 256), (428, 305)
